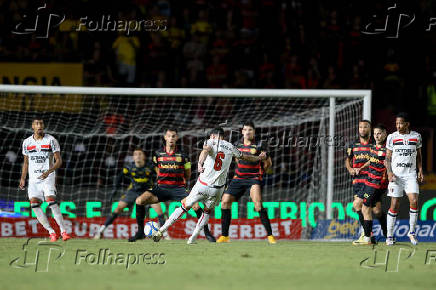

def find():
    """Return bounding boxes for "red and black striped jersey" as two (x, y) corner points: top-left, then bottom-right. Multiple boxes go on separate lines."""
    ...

(153, 147), (191, 187)
(346, 139), (373, 184)
(233, 142), (266, 180)
(365, 144), (388, 189)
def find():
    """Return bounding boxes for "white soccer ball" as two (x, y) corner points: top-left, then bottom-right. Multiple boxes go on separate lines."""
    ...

(144, 221), (159, 238)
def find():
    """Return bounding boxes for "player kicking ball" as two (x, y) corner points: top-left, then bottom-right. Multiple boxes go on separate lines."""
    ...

(19, 118), (71, 242)
(385, 112), (424, 246)
(152, 127), (267, 244)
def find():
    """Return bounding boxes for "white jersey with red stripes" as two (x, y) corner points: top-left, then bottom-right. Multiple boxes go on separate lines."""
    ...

(199, 139), (242, 187)
(22, 134), (60, 181)
(386, 130), (422, 177)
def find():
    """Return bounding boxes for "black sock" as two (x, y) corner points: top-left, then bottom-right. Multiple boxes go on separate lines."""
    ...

(157, 214), (166, 227)
(104, 213), (119, 227)
(136, 204), (146, 234)
(259, 208), (273, 236)
(377, 213), (387, 237)
(195, 208), (212, 235)
(357, 210), (364, 228)
(221, 209), (231, 237)
(363, 220), (373, 237)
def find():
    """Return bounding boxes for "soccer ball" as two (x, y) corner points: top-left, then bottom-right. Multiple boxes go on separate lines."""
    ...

(144, 221), (159, 238)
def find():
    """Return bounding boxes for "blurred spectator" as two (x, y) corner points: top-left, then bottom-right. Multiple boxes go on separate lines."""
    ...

(112, 33), (140, 84)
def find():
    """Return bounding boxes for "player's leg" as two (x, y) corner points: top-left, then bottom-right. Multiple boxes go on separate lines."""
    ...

(405, 175), (420, 245)
(372, 200), (387, 237)
(354, 186), (376, 245)
(352, 184), (365, 238)
(45, 194), (70, 241)
(30, 195), (56, 240)
(128, 190), (159, 242)
(386, 180), (403, 245)
(217, 179), (244, 242)
(250, 184), (276, 244)
(95, 199), (129, 239)
(187, 188), (221, 244)
(191, 201), (215, 242)
(151, 202), (171, 240)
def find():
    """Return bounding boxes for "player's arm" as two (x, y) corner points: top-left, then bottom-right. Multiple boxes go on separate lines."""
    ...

(184, 154), (192, 183)
(263, 156), (272, 172)
(239, 151), (267, 162)
(19, 155), (29, 189)
(356, 160), (370, 175)
(384, 149), (395, 182)
(345, 146), (355, 176)
(38, 151), (62, 180)
(198, 145), (212, 173)
(417, 148), (424, 183)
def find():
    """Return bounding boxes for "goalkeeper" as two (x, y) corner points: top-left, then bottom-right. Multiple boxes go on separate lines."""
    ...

(94, 148), (166, 239)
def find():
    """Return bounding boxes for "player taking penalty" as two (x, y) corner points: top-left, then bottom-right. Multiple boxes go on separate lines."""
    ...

(19, 118), (71, 242)
(385, 112), (424, 246)
(152, 127), (267, 244)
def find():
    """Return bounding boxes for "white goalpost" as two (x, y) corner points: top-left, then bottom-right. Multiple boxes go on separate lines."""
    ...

(0, 85), (370, 230)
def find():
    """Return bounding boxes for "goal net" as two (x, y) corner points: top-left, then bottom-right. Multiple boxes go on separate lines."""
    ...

(0, 85), (370, 240)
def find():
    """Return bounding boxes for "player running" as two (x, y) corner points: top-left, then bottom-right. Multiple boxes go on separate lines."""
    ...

(19, 118), (71, 242)
(128, 128), (216, 242)
(352, 124), (388, 245)
(385, 112), (424, 246)
(345, 120), (372, 244)
(152, 127), (267, 244)
(93, 148), (167, 239)
(216, 121), (275, 244)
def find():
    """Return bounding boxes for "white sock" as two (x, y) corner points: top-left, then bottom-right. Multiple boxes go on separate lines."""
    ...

(32, 204), (55, 234)
(191, 212), (210, 240)
(99, 225), (106, 234)
(160, 207), (186, 232)
(387, 209), (398, 237)
(49, 203), (66, 233)
(409, 207), (418, 233)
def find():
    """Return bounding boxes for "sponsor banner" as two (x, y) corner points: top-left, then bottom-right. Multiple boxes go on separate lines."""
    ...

(0, 218), (302, 240)
(311, 219), (436, 242)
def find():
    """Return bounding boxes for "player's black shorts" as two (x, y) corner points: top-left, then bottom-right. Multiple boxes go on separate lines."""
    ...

(362, 185), (385, 207)
(150, 185), (188, 202)
(353, 183), (366, 199)
(119, 189), (144, 206)
(225, 179), (262, 201)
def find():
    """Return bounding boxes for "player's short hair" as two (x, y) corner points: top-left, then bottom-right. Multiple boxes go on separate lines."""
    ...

(396, 112), (410, 122)
(164, 127), (178, 134)
(133, 147), (145, 153)
(210, 127), (224, 136)
(242, 121), (255, 130)
(32, 116), (44, 123)
(359, 119), (371, 126)
(373, 123), (386, 131)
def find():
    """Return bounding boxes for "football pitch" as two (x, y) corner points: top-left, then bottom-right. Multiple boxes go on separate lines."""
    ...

(1, 238), (436, 290)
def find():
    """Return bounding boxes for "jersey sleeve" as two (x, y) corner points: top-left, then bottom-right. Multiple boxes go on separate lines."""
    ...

(205, 139), (217, 156)
(416, 133), (422, 149)
(22, 140), (28, 156)
(386, 134), (393, 151)
(346, 143), (354, 158)
(50, 137), (61, 153)
(152, 151), (158, 166)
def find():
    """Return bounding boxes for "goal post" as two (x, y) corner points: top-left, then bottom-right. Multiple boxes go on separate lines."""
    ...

(0, 85), (371, 237)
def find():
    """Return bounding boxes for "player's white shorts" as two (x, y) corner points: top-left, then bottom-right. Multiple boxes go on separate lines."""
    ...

(28, 176), (57, 201)
(185, 181), (224, 209)
(387, 175), (419, 197)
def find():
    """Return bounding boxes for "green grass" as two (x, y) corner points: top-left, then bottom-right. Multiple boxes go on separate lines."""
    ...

(1, 238), (436, 290)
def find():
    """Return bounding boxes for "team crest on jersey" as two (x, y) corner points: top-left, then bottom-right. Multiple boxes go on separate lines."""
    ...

(378, 150), (383, 156)
(250, 148), (257, 154)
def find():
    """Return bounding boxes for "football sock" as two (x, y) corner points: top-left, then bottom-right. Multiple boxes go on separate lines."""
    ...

(48, 201), (66, 233)
(191, 212), (210, 240)
(363, 220), (373, 237)
(357, 210), (364, 234)
(387, 209), (397, 237)
(101, 213), (119, 233)
(195, 208), (212, 236)
(409, 207), (418, 233)
(221, 209), (231, 236)
(259, 208), (273, 236)
(160, 206), (187, 232)
(135, 204), (146, 234)
(157, 214), (166, 227)
(31, 203), (55, 234)
(377, 212), (387, 237)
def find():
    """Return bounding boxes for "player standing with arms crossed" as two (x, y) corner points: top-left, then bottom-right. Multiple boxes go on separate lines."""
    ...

(385, 112), (424, 246)
(20, 118), (71, 241)
(152, 127), (267, 244)
(216, 121), (274, 244)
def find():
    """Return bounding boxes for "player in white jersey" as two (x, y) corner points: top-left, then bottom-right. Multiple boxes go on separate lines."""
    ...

(152, 127), (267, 244)
(385, 112), (424, 246)
(19, 118), (71, 242)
